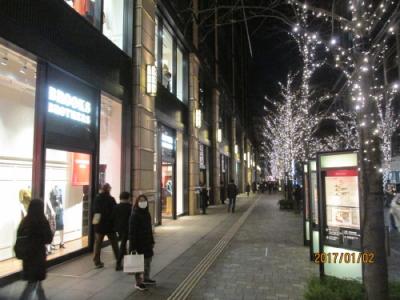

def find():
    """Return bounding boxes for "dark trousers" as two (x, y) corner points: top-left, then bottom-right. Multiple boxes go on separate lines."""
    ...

(93, 232), (119, 265)
(228, 197), (236, 213)
(117, 233), (128, 267)
(201, 197), (207, 214)
(20, 281), (46, 300)
(135, 257), (152, 283)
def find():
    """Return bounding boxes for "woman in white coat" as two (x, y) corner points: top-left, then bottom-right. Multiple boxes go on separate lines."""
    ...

(391, 193), (400, 232)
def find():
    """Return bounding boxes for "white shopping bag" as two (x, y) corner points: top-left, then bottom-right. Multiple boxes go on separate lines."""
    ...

(123, 252), (144, 273)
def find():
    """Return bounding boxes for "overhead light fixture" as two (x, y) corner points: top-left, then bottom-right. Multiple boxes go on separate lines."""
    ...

(217, 129), (222, 143)
(195, 109), (202, 128)
(146, 64), (157, 96)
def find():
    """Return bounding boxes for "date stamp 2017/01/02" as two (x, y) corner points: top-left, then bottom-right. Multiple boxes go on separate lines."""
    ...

(314, 252), (375, 264)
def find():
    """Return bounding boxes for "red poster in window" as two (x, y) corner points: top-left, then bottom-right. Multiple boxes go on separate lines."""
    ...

(326, 169), (358, 177)
(72, 153), (90, 186)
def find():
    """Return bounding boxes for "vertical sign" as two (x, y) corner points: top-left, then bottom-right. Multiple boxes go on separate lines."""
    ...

(318, 151), (362, 280)
(303, 163), (310, 246)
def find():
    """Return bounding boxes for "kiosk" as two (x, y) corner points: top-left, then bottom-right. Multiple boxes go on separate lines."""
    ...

(303, 163), (310, 246)
(317, 151), (362, 280)
(308, 159), (319, 261)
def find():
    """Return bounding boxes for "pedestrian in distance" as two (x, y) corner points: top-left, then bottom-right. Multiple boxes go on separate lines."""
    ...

(15, 199), (53, 300)
(220, 181), (226, 204)
(92, 183), (119, 268)
(245, 183), (251, 197)
(227, 179), (238, 213)
(113, 191), (132, 271)
(129, 194), (156, 291)
(200, 182), (208, 215)
(252, 181), (257, 194)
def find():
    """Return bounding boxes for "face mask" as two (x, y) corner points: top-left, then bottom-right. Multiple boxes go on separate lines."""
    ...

(138, 201), (147, 209)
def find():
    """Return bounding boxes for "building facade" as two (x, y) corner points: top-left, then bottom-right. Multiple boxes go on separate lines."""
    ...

(0, 0), (256, 283)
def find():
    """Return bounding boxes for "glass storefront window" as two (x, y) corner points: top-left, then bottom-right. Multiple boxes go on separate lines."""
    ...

(177, 47), (184, 101)
(162, 28), (173, 92)
(0, 45), (36, 277)
(99, 94), (122, 201)
(65, 0), (98, 25)
(44, 149), (91, 256)
(102, 0), (124, 49)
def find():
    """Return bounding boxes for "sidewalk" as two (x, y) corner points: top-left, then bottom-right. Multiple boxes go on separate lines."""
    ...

(0, 194), (255, 300)
(189, 193), (318, 300)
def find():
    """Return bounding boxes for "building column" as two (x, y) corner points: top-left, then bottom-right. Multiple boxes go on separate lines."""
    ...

(240, 130), (246, 192)
(132, 0), (157, 220)
(211, 88), (221, 204)
(230, 117), (237, 185)
(188, 53), (200, 215)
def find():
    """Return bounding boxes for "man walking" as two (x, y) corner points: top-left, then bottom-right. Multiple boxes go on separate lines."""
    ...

(113, 191), (132, 271)
(227, 179), (238, 213)
(92, 183), (119, 268)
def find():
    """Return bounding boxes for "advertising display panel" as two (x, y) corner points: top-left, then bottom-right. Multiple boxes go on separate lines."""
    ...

(303, 164), (310, 246)
(318, 151), (362, 280)
(308, 160), (319, 260)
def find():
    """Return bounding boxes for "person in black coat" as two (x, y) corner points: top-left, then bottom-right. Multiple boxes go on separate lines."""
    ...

(129, 194), (156, 291)
(245, 183), (251, 197)
(16, 199), (53, 300)
(92, 183), (119, 268)
(227, 179), (238, 213)
(200, 182), (208, 215)
(113, 191), (132, 271)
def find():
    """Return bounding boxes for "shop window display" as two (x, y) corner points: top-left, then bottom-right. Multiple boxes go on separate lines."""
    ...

(65, 0), (98, 25)
(162, 28), (173, 92)
(44, 149), (90, 255)
(0, 45), (36, 276)
(99, 94), (122, 201)
(176, 47), (184, 101)
(102, 0), (124, 49)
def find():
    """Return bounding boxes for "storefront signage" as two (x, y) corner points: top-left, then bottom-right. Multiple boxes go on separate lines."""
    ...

(161, 134), (174, 150)
(48, 86), (91, 125)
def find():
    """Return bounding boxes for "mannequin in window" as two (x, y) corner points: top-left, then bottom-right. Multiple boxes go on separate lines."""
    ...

(19, 187), (32, 217)
(49, 186), (65, 248)
(162, 64), (172, 91)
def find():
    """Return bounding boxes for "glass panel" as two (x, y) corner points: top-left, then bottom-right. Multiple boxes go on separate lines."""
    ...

(177, 47), (184, 101)
(100, 94), (122, 201)
(320, 152), (358, 169)
(44, 149), (90, 257)
(176, 131), (183, 215)
(0, 45), (36, 277)
(162, 28), (173, 92)
(65, 0), (97, 25)
(103, 0), (124, 49)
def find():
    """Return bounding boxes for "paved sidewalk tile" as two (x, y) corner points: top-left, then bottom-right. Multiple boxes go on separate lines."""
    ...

(189, 193), (318, 300)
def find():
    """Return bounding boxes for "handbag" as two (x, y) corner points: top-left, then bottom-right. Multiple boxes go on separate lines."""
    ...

(92, 213), (101, 225)
(123, 252), (144, 273)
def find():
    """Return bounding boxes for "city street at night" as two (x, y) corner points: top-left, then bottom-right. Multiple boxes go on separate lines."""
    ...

(1, 0), (400, 299)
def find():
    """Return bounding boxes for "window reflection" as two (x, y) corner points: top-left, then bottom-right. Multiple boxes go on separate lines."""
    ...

(65, 0), (96, 25)
(177, 47), (184, 101)
(162, 28), (173, 92)
(103, 0), (124, 49)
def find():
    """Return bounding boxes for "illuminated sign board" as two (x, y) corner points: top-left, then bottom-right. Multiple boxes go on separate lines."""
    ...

(48, 86), (91, 125)
(161, 134), (174, 150)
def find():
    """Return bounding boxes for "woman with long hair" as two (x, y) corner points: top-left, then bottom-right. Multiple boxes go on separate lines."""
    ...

(129, 194), (156, 291)
(16, 199), (53, 300)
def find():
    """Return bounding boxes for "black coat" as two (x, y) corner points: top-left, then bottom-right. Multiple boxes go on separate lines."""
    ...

(93, 192), (117, 234)
(17, 218), (53, 281)
(227, 183), (238, 198)
(129, 208), (154, 258)
(113, 201), (132, 235)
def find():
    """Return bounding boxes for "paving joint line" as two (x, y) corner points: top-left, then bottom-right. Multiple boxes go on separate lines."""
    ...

(167, 195), (261, 300)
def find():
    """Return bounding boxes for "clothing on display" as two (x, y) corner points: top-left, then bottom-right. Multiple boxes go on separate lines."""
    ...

(49, 186), (64, 231)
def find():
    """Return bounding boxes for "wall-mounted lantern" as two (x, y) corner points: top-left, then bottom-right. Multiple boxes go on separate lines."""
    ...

(195, 109), (202, 128)
(146, 64), (157, 96)
(217, 129), (222, 143)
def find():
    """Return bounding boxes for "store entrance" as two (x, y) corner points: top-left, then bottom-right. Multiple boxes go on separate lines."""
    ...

(158, 125), (176, 224)
(161, 163), (174, 218)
